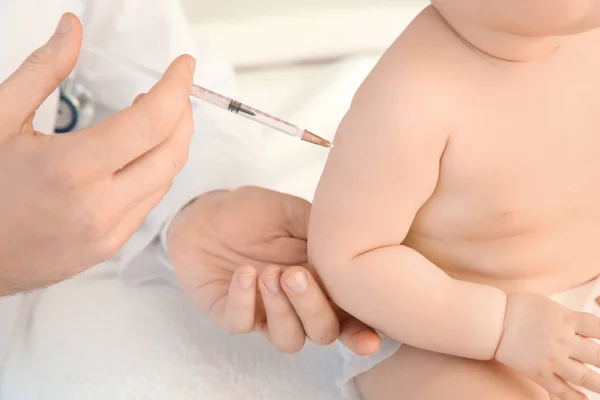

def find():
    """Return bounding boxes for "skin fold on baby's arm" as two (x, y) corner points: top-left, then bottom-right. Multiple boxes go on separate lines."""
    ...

(307, 44), (507, 361)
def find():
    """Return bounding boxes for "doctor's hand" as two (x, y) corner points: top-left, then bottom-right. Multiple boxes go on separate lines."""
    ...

(167, 186), (382, 355)
(0, 13), (195, 296)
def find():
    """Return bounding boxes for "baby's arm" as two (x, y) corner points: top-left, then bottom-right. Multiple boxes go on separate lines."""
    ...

(308, 54), (507, 361)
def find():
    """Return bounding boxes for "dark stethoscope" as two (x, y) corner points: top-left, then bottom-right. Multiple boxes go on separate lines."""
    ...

(55, 77), (94, 134)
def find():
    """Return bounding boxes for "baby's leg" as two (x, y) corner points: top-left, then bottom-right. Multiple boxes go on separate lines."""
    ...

(356, 345), (549, 400)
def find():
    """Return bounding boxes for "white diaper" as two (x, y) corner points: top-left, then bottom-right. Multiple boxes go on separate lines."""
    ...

(338, 277), (600, 400)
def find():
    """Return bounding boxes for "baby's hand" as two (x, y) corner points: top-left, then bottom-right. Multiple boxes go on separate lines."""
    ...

(495, 293), (600, 400)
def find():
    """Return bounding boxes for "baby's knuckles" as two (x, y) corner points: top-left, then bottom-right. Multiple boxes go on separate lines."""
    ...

(520, 342), (562, 379)
(497, 294), (576, 372)
(522, 314), (583, 390)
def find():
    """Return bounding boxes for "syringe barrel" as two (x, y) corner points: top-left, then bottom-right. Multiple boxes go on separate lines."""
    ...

(190, 85), (303, 140)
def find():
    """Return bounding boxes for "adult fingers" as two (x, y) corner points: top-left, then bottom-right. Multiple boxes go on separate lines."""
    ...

(113, 99), (193, 205)
(281, 266), (340, 346)
(338, 310), (382, 356)
(280, 194), (311, 240)
(257, 265), (306, 353)
(217, 266), (257, 334)
(232, 187), (311, 240)
(72, 54), (195, 173)
(0, 13), (82, 128)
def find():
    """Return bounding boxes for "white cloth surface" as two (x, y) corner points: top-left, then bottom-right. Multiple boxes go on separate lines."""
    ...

(0, 42), (379, 399)
(2, 262), (344, 400)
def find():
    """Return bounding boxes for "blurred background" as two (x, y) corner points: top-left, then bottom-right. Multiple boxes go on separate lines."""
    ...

(176, 0), (429, 200)
(182, 0), (428, 68)
(183, 0), (416, 22)
(176, 0), (429, 199)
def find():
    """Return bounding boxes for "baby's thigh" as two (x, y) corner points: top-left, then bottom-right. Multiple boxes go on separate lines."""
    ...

(355, 345), (549, 400)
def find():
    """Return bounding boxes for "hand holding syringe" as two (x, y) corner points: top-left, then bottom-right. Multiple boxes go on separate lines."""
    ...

(81, 44), (332, 148)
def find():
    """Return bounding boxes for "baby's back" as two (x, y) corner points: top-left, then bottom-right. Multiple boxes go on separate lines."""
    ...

(399, 7), (600, 294)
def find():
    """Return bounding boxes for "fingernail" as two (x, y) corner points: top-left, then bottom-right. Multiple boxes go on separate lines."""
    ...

(285, 272), (309, 294)
(263, 274), (281, 293)
(188, 56), (196, 73)
(54, 14), (71, 36)
(237, 274), (256, 289)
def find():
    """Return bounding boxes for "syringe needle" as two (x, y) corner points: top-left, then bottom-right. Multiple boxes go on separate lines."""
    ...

(302, 130), (332, 148)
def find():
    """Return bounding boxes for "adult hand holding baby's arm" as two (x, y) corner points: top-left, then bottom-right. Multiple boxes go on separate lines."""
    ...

(495, 293), (600, 400)
(167, 187), (381, 355)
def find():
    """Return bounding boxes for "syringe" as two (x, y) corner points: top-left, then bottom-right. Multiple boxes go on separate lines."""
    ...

(80, 44), (332, 148)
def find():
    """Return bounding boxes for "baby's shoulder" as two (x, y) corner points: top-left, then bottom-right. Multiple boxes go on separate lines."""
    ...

(353, 6), (470, 116)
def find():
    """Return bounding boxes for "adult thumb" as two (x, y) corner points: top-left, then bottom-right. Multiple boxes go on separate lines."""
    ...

(0, 13), (82, 125)
(281, 193), (312, 240)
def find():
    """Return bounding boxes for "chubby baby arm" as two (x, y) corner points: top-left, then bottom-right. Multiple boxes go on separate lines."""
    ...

(308, 63), (507, 361)
(309, 58), (600, 398)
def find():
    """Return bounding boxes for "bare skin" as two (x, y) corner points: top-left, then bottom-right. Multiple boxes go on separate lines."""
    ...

(309, 2), (600, 399)
(357, 345), (549, 400)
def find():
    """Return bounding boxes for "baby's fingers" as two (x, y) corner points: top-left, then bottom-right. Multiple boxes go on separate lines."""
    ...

(571, 336), (600, 369)
(558, 359), (600, 394)
(573, 311), (600, 339)
(542, 374), (587, 400)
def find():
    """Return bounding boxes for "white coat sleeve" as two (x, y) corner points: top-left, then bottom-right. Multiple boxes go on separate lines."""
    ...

(75, 0), (270, 285)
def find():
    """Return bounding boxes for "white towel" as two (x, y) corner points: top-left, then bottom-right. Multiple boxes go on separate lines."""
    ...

(2, 262), (344, 399)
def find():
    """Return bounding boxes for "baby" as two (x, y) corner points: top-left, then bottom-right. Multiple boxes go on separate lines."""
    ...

(308, 1), (600, 400)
